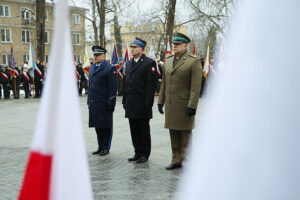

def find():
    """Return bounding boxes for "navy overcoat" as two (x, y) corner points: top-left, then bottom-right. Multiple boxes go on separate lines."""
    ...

(88, 61), (117, 128)
(122, 54), (158, 119)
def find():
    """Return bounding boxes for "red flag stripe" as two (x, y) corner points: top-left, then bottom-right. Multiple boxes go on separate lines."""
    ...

(22, 72), (30, 81)
(0, 72), (9, 80)
(34, 68), (43, 77)
(18, 151), (52, 200)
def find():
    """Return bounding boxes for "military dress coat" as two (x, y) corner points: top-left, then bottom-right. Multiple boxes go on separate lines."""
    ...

(158, 51), (202, 130)
(122, 54), (158, 119)
(88, 61), (117, 128)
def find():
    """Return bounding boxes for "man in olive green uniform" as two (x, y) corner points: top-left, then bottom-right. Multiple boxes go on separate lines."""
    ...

(158, 33), (202, 170)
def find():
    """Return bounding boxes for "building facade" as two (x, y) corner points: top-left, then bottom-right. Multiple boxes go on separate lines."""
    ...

(0, 0), (87, 65)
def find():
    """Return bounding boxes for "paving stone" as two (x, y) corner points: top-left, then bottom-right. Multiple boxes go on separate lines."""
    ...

(0, 96), (195, 200)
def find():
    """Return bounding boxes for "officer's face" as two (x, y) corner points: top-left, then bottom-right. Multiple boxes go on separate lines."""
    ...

(172, 43), (188, 55)
(130, 46), (143, 58)
(93, 54), (106, 63)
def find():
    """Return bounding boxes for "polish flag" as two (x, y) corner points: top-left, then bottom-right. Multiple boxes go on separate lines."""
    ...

(18, 0), (93, 199)
(165, 42), (172, 57)
(192, 44), (196, 56)
(148, 46), (161, 75)
(124, 44), (131, 63)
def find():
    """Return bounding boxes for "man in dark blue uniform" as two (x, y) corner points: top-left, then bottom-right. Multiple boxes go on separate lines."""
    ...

(122, 37), (158, 163)
(88, 46), (117, 156)
(34, 60), (45, 98)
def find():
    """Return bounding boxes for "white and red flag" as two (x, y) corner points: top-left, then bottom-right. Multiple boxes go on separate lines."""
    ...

(148, 46), (161, 76)
(124, 44), (131, 63)
(165, 42), (172, 57)
(18, 0), (93, 199)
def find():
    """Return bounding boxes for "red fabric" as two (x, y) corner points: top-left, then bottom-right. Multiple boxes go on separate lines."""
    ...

(34, 68), (43, 77)
(83, 67), (90, 73)
(192, 45), (196, 56)
(0, 72), (9, 79)
(18, 151), (52, 200)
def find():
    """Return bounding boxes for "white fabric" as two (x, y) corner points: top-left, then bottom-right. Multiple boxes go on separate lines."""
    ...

(30, 0), (93, 199)
(83, 45), (90, 68)
(178, 0), (300, 200)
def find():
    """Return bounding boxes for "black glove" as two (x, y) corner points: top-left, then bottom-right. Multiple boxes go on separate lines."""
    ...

(107, 105), (115, 112)
(158, 104), (164, 114)
(186, 107), (196, 116)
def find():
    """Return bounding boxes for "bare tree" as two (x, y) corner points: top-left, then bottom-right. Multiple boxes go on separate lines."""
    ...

(95, 0), (106, 47)
(186, 0), (233, 56)
(112, 1), (122, 57)
(165, 0), (177, 46)
(36, 0), (46, 63)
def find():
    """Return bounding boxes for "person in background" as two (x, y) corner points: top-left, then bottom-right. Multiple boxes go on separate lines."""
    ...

(20, 64), (32, 98)
(34, 60), (45, 98)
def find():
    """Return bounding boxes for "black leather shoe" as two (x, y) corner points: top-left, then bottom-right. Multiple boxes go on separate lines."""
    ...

(135, 156), (148, 163)
(165, 163), (182, 170)
(92, 149), (101, 155)
(99, 149), (109, 156)
(128, 154), (140, 162)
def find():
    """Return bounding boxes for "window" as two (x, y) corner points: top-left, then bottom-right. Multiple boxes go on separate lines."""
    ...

(75, 55), (81, 63)
(1, 29), (11, 42)
(45, 10), (48, 21)
(21, 8), (31, 20)
(23, 55), (29, 63)
(0, 5), (10, 17)
(73, 14), (80, 24)
(44, 31), (49, 44)
(2, 54), (10, 65)
(22, 30), (30, 43)
(73, 33), (80, 45)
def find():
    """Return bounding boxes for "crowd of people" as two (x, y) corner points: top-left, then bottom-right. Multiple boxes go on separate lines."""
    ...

(0, 60), (45, 99)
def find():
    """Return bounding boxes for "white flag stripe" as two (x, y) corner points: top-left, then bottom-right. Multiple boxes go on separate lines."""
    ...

(30, 0), (93, 199)
(178, 0), (300, 200)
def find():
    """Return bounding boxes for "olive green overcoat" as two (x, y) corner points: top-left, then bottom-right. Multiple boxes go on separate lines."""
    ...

(158, 51), (202, 130)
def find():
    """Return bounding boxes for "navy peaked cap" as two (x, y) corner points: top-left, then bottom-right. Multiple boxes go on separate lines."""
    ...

(130, 37), (147, 49)
(92, 45), (107, 54)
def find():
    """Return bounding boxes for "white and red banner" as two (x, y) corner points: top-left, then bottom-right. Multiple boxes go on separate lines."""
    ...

(22, 72), (30, 81)
(18, 0), (93, 199)
(148, 46), (161, 75)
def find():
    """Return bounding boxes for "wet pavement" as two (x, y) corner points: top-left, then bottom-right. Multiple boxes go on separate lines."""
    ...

(0, 95), (193, 200)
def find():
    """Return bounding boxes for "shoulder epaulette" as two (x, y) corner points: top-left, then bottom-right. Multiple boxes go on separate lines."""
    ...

(188, 54), (197, 58)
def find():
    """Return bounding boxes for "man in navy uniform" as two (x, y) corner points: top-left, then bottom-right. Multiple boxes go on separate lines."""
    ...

(34, 60), (45, 98)
(122, 37), (158, 163)
(88, 45), (117, 156)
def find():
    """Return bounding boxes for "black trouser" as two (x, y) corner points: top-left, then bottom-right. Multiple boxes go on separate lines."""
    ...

(35, 80), (43, 97)
(95, 127), (113, 151)
(23, 82), (30, 98)
(129, 118), (151, 159)
(2, 83), (10, 98)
